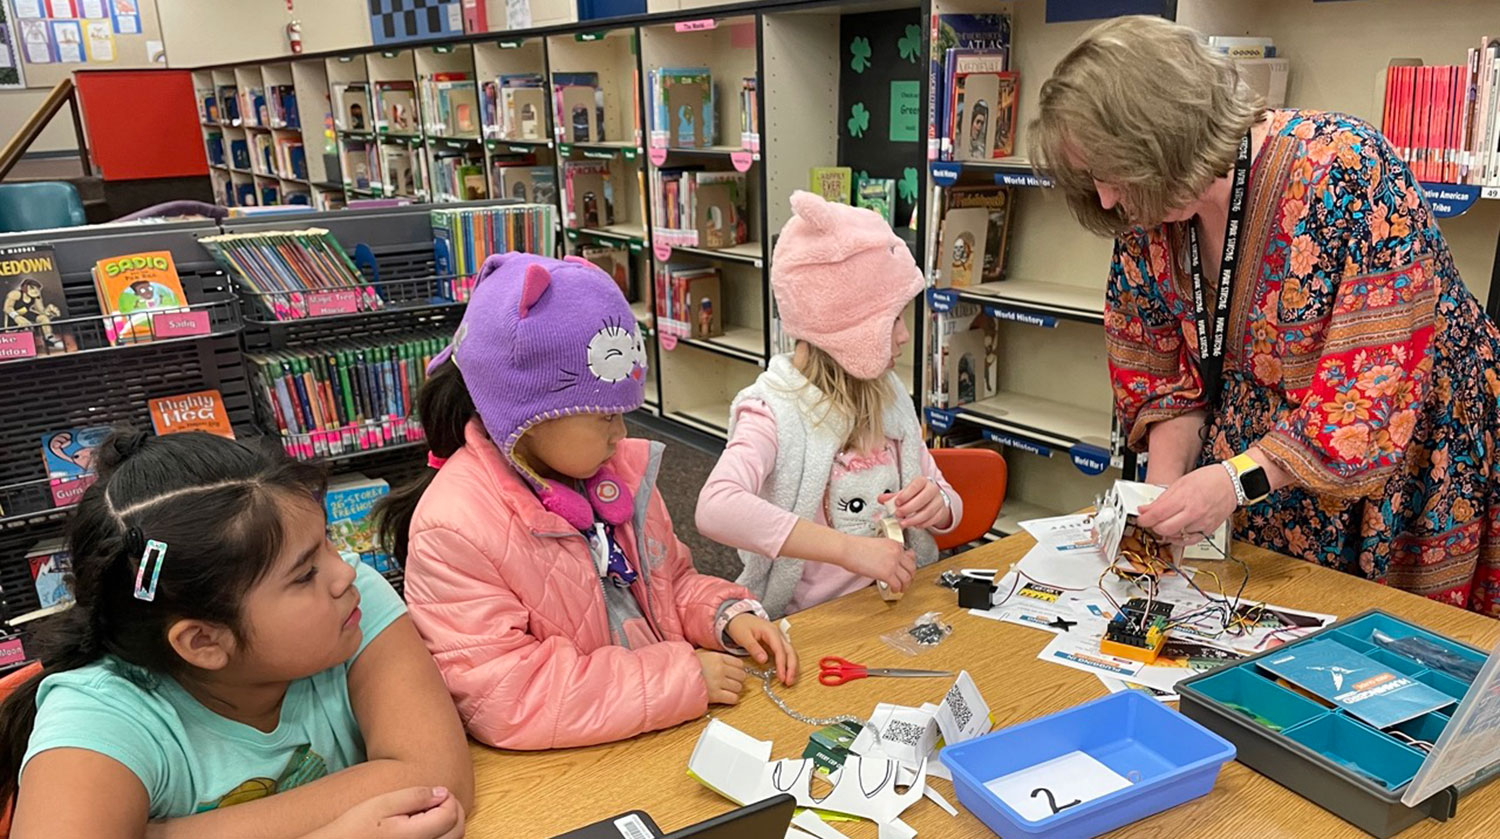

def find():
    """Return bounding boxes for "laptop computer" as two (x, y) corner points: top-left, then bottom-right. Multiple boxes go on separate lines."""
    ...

(551, 794), (797, 839)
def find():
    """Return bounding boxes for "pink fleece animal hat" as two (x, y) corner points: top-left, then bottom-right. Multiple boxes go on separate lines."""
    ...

(770, 190), (925, 380)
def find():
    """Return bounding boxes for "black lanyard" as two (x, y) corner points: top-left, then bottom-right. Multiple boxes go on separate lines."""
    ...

(1187, 131), (1253, 414)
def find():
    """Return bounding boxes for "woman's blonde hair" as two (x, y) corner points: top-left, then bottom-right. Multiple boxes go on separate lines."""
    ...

(795, 342), (895, 452)
(1029, 15), (1264, 237)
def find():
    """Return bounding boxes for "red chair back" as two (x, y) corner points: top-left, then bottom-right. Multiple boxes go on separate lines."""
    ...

(0, 662), (43, 837)
(930, 448), (1008, 551)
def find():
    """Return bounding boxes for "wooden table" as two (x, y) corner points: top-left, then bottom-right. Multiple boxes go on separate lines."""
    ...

(463, 534), (1500, 838)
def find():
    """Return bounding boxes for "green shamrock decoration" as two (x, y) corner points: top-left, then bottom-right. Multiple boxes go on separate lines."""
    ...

(898, 167), (919, 202)
(848, 103), (870, 138)
(898, 25), (922, 63)
(850, 36), (872, 73)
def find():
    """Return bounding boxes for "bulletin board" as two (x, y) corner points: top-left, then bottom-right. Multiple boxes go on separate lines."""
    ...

(7, 0), (168, 89)
(837, 8), (925, 226)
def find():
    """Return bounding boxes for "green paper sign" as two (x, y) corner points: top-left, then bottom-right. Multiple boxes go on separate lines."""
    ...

(890, 81), (920, 142)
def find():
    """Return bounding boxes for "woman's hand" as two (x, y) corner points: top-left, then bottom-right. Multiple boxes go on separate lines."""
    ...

(310, 787), (464, 839)
(726, 613), (799, 685)
(1136, 464), (1238, 546)
(879, 478), (951, 530)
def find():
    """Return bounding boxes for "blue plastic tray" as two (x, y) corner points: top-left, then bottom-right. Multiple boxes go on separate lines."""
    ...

(940, 690), (1235, 838)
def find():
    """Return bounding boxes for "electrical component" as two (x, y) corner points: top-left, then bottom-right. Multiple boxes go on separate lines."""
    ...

(1101, 598), (1174, 664)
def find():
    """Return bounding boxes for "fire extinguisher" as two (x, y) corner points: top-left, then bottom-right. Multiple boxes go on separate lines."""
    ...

(287, 19), (303, 54)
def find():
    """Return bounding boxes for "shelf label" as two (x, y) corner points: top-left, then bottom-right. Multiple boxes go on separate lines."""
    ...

(433, 45), (455, 54)
(576, 31), (606, 42)
(982, 304), (1057, 329)
(623, 146), (639, 161)
(730, 151), (754, 172)
(926, 288), (959, 313)
(381, 50), (399, 58)
(930, 161), (962, 187)
(995, 171), (1052, 188)
(923, 407), (957, 433)
(0, 331), (37, 360)
(649, 146), (668, 166)
(566, 229), (580, 240)
(584, 150), (615, 160)
(1069, 442), (1113, 476)
(627, 240), (643, 254)
(675, 18), (717, 32)
(653, 241), (672, 262)
(152, 310), (211, 339)
(659, 333), (679, 351)
(507, 145), (532, 155)
(557, 143), (573, 156)
(982, 429), (1052, 458)
(308, 290), (361, 316)
(499, 38), (525, 49)
(1420, 183), (1482, 218)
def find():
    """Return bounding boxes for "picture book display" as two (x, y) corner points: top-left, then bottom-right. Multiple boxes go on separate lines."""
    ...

(740, 76), (760, 150)
(430, 146), (486, 201)
(937, 207), (989, 289)
(334, 82), (371, 132)
(655, 264), (722, 340)
(552, 73), (606, 143)
(491, 165), (556, 205)
(933, 303), (998, 409)
(25, 539), (73, 610)
(41, 425), (111, 507)
(651, 169), (749, 249)
(809, 166), (852, 204)
(325, 473), (398, 575)
(1259, 638), (1456, 729)
(420, 72), (481, 137)
(563, 160), (616, 229)
(950, 56), (1018, 161)
(1, 245), (74, 355)
(381, 144), (423, 198)
(482, 74), (548, 141)
(1380, 39), (1500, 186)
(91, 251), (188, 345)
(947, 185), (1014, 283)
(149, 389), (235, 438)
(649, 68), (716, 149)
(374, 81), (419, 134)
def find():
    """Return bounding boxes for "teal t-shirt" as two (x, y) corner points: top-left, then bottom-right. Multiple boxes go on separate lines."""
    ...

(21, 562), (405, 818)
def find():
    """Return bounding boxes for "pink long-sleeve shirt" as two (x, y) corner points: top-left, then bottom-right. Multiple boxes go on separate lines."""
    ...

(697, 399), (963, 613)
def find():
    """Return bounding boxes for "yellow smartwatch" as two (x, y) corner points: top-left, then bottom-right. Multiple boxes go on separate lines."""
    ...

(1223, 453), (1271, 506)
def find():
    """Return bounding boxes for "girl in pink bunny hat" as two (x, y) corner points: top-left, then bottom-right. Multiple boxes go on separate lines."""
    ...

(697, 191), (964, 618)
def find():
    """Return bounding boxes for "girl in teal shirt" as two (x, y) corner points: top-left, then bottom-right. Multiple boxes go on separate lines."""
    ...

(0, 431), (473, 838)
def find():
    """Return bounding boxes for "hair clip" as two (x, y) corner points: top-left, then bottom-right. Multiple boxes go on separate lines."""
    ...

(134, 539), (167, 602)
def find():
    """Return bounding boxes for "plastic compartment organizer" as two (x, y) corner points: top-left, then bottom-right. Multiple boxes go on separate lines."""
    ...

(941, 690), (1235, 838)
(1179, 609), (1500, 838)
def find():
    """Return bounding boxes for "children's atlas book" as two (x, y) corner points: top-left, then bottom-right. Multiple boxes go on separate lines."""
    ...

(149, 389), (235, 438)
(1, 244), (74, 355)
(92, 251), (188, 345)
(26, 540), (73, 610)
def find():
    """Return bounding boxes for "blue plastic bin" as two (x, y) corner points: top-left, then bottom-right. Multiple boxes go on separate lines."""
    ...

(940, 690), (1235, 838)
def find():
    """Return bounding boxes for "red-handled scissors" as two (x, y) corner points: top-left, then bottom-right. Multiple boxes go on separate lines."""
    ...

(818, 656), (953, 686)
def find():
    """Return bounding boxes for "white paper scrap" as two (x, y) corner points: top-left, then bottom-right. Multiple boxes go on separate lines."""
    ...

(984, 750), (1132, 823)
(935, 671), (991, 745)
(790, 810), (851, 839)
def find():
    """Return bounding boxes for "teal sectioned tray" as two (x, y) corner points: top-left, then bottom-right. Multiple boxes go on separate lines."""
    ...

(1178, 609), (1500, 838)
(940, 690), (1235, 839)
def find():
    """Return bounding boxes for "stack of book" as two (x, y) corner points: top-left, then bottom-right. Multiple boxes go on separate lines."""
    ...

(218, 84), (241, 125)
(562, 159), (616, 229)
(654, 263), (721, 340)
(340, 136), (383, 191)
(430, 147), (487, 202)
(651, 169), (748, 248)
(249, 330), (449, 459)
(1382, 39), (1500, 186)
(199, 228), (381, 321)
(552, 73), (606, 143)
(431, 204), (557, 301)
(267, 84), (300, 129)
(929, 12), (1013, 161)
(374, 81), (420, 134)
(421, 72), (481, 138)
(482, 74), (548, 141)
(333, 82), (373, 132)
(275, 136), (308, 180)
(380, 143), (425, 198)
(648, 68), (716, 149)
(241, 86), (267, 127)
(740, 77), (760, 150)
(490, 160), (555, 204)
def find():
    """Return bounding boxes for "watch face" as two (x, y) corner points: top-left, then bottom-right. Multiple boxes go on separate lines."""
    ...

(1241, 466), (1271, 501)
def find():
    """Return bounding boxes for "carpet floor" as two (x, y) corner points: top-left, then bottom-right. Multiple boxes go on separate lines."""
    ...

(626, 417), (741, 581)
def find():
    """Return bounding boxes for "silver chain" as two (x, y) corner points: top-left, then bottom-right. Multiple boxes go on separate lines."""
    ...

(747, 668), (866, 728)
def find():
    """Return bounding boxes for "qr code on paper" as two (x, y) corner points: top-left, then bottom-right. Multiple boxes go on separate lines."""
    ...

(882, 719), (927, 748)
(944, 684), (973, 732)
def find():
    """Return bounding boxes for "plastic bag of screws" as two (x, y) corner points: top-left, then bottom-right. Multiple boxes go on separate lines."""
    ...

(880, 611), (955, 656)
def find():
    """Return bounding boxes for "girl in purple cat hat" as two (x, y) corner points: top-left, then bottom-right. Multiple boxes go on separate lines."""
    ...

(377, 252), (796, 751)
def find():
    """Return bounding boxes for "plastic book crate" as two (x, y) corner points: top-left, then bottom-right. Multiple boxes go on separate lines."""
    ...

(1178, 609), (1500, 838)
(940, 690), (1235, 838)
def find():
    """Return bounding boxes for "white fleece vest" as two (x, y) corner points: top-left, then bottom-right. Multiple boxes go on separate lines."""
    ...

(730, 354), (938, 618)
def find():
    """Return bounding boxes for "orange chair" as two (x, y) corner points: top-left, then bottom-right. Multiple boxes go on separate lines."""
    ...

(930, 448), (1008, 552)
(0, 661), (42, 838)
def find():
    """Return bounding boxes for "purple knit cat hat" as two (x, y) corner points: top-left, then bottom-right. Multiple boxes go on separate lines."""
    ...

(428, 252), (646, 529)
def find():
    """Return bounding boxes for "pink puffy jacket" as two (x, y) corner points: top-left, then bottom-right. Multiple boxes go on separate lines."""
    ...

(402, 420), (754, 750)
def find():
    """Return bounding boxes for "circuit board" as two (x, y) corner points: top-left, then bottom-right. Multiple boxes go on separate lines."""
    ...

(1101, 598), (1174, 664)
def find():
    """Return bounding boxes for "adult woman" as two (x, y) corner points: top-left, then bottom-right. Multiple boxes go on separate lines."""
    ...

(1033, 15), (1500, 616)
